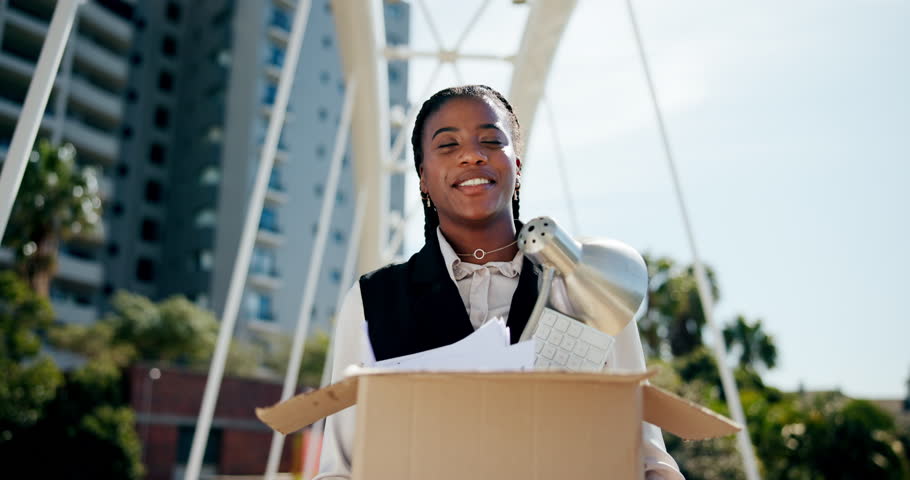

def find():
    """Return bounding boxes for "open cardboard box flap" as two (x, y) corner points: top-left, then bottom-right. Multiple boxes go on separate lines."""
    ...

(255, 369), (740, 440)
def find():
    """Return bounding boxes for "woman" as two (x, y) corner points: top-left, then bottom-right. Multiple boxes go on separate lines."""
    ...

(317, 85), (683, 480)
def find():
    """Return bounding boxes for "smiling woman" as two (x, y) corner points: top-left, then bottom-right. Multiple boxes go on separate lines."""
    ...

(317, 85), (684, 480)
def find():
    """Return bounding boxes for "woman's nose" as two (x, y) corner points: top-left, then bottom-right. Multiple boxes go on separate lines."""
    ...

(459, 142), (488, 165)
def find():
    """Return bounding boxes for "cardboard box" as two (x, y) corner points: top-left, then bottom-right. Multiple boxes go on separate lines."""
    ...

(256, 369), (740, 480)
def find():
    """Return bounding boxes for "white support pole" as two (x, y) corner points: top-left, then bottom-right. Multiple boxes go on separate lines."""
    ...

(0, 0), (83, 243)
(623, 2), (761, 479)
(183, 1), (313, 479)
(263, 78), (357, 480)
(300, 191), (367, 480)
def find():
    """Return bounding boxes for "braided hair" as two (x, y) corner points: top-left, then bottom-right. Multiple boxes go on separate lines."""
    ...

(411, 85), (524, 244)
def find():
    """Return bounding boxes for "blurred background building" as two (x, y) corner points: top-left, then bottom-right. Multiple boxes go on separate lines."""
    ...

(0, 0), (410, 339)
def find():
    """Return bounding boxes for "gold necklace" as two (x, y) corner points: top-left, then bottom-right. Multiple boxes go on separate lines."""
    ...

(456, 240), (518, 260)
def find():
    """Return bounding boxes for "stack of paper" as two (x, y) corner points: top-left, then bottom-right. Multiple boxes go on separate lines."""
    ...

(364, 318), (535, 371)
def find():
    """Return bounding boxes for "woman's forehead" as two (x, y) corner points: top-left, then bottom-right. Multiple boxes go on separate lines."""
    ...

(425, 96), (508, 132)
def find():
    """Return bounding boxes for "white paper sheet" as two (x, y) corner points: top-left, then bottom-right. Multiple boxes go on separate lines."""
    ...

(367, 318), (534, 371)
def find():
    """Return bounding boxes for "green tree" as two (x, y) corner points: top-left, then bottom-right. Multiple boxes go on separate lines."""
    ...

(50, 290), (263, 377)
(723, 315), (777, 372)
(0, 271), (63, 445)
(641, 255), (720, 358)
(2, 139), (102, 297)
(262, 331), (330, 388)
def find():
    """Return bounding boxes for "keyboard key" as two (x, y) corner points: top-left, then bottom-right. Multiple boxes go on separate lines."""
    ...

(535, 358), (552, 368)
(567, 354), (583, 370)
(582, 359), (601, 371)
(560, 337), (577, 351)
(567, 322), (583, 338)
(573, 342), (589, 357)
(553, 316), (570, 332)
(586, 347), (606, 365)
(541, 311), (556, 326)
(548, 331), (564, 346)
(535, 340), (544, 354)
(581, 328), (614, 350)
(554, 350), (569, 366)
(541, 344), (557, 360)
(535, 325), (551, 341)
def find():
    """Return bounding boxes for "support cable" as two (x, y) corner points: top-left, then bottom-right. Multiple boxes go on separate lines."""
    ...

(623, 1), (762, 479)
(263, 78), (358, 480)
(184, 0), (313, 478)
(0, 0), (84, 243)
(541, 95), (581, 235)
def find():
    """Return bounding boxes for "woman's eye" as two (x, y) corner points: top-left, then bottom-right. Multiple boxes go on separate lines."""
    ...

(438, 142), (457, 149)
(482, 140), (502, 145)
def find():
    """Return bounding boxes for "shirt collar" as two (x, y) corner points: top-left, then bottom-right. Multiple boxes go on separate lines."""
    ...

(436, 227), (523, 282)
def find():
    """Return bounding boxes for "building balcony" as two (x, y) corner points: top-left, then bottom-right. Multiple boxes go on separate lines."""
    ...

(53, 298), (97, 325)
(57, 251), (102, 287)
(267, 26), (290, 47)
(74, 37), (128, 86)
(5, 6), (49, 40)
(68, 76), (123, 123)
(0, 49), (37, 79)
(78, 2), (133, 49)
(256, 226), (285, 247)
(265, 184), (289, 205)
(247, 315), (283, 335)
(62, 116), (119, 165)
(248, 268), (282, 291)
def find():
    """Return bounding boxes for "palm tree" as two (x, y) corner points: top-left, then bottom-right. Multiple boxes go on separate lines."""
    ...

(722, 315), (777, 371)
(2, 139), (101, 297)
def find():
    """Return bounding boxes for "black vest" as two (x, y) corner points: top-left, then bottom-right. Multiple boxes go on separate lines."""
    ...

(359, 228), (540, 362)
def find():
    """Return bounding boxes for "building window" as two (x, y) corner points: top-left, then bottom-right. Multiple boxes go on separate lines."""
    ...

(270, 8), (290, 30)
(259, 206), (279, 233)
(165, 1), (182, 22)
(122, 125), (133, 139)
(107, 243), (119, 256)
(251, 247), (276, 276)
(335, 190), (346, 206)
(244, 291), (274, 321)
(158, 71), (174, 92)
(126, 89), (138, 103)
(321, 35), (332, 49)
(317, 107), (328, 122)
(112, 202), (124, 216)
(140, 218), (160, 242)
(263, 84), (276, 105)
(199, 165), (220, 186)
(154, 107), (170, 129)
(145, 180), (163, 204)
(196, 249), (213, 272)
(136, 258), (156, 283)
(332, 229), (344, 244)
(314, 183), (324, 198)
(319, 71), (330, 85)
(130, 52), (142, 65)
(116, 164), (129, 177)
(389, 67), (399, 84)
(149, 143), (166, 165)
(195, 208), (216, 228)
(316, 144), (326, 159)
(268, 45), (285, 68)
(330, 268), (341, 284)
(162, 35), (178, 57)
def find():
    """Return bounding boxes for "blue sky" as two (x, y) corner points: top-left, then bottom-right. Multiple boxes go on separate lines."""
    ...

(402, 0), (910, 398)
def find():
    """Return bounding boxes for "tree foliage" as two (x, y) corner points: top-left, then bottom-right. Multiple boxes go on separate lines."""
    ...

(2, 139), (102, 296)
(642, 254), (909, 479)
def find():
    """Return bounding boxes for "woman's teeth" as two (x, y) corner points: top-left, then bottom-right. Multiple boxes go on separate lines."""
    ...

(458, 178), (491, 187)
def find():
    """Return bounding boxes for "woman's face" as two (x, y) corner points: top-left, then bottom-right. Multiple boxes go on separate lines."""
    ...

(419, 96), (520, 227)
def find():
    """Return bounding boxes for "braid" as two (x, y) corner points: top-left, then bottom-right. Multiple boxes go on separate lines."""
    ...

(411, 85), (523, 244)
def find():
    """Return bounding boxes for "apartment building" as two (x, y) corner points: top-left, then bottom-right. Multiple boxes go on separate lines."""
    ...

(0, 0), (409, 338)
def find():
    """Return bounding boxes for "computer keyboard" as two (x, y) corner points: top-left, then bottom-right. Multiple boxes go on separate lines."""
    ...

(533, 307), (615, 371)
